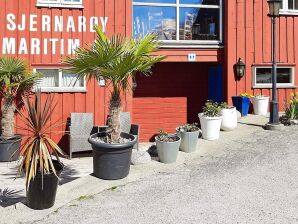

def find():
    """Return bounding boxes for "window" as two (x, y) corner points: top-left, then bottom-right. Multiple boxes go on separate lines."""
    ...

(280, 0), (298, 15)
(132, 0), (222, 46)
(34, 68), (86, 92)
(36, 0), (83, 8)
(252, 66), (295, 88)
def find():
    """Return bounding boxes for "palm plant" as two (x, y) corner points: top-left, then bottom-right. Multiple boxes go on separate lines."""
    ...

(0, 57), (42, 139)
(65, 27), (165, 143)
(17, 91), (65, 189)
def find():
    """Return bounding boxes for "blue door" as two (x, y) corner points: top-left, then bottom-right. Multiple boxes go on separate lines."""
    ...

(208, 66), (224, 103)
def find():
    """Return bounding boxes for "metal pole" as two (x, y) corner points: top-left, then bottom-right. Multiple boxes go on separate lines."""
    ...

(270, 16), (279, 124)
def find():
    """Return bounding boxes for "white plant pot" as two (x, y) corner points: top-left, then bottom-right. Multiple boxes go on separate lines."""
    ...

(252, 96), (270, 115)
(198, 113), (222, 141)
(220, 107), (238, 131)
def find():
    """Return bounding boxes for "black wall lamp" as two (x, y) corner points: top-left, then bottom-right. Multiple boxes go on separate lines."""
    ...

(132, 79), (137, 91)
(234, 58), (246, 79)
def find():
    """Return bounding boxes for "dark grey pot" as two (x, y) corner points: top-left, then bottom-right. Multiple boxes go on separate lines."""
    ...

(0, 134), (22, 162)
(176, 130), (200, 153)
(27, 160), (63, 210)
(155, 135), (181, 164)
(88, 132), (137, 180)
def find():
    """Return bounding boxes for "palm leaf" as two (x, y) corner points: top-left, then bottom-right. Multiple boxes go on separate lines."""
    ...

(64, 26), (165, 143)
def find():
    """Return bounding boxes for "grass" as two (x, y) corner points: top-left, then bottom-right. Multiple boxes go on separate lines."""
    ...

(77, 195), (94, 201)
(109, 186), (118, 191)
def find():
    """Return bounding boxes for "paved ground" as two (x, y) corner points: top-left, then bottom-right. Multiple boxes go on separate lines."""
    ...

(1, 115), (297, 224)
(35, 118), (298, 224)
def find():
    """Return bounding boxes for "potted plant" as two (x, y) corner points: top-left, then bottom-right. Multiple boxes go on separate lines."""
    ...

(176, 123), (200, 153)
(17, 91), (65, 210)
(155, 130), (181, 164)
(251, 94), (270, 115)
(0, 56), (41, 162)
(220, 102), (238, 131)
(232, 92), (253, 116)
(280, 92), (298, 125)
(198, 101), (222, 140)
(65, 27), (165, 180)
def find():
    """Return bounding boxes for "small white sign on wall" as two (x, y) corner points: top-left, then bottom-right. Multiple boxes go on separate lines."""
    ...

(188, 53), (196, 62)
(98, 79), (106, 86)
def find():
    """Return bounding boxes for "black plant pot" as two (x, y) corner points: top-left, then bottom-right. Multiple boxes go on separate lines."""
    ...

(88, 132), (137, 180)
(26, 160), (64, 210)
(0, 134), (22, 162)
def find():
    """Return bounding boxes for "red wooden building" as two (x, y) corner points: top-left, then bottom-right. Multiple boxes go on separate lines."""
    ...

(0, 0), (297, 151)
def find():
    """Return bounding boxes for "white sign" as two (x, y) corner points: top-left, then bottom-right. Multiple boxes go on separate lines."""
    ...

(1, 13), (108, 55)
(188, 53), (196, 62)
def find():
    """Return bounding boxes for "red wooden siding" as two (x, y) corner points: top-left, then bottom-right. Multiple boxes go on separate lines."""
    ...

(153, 48), (223, 62)
(3, 0), (298, 145)
(225, 0), (298, 109)
(0, 0), (132, 153)
(132, 62), (214, 142)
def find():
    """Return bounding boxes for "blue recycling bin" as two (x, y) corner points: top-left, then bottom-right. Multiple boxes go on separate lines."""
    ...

(232, 96), (251, 116)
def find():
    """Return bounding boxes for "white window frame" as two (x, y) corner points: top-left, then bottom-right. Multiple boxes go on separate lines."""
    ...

(36, 0), (84, 9)
(132, 0), (223, 48)
(252, 66), (296, 89)
(280, 0), (298, 15)
(33, 68), (87, 93)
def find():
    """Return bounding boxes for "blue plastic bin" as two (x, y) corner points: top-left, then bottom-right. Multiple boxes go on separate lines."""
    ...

(232, 96), (251, 116)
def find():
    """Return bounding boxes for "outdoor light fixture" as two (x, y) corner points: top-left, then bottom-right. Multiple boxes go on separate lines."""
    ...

(234, 58), (246, 79)
(267, 0), (282, 17)
(132, 79), (137, 91)
(266, 0), (282, 129)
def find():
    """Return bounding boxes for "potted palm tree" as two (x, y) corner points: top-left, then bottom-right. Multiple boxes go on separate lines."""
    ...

(65, 27), (165, 180)
(176, 123), (200, 153)
(18, 91), (65, 210)
(198, 101), (223, 140)
(0, 57), (41, 162)
(155, 130), (181, 164)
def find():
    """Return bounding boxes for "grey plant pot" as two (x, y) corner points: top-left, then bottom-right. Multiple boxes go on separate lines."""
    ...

(176, 129), (200, 153)
(155, 135), (181, 164)
(88, 132), (137, 180)
(0, 134), (22, 162)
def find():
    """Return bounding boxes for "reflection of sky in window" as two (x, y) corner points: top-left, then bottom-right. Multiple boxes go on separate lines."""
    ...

(133, 0), (175, 3)
(133, 1), (220, 40)
(133, 0), (219, 4)
(180, 0), (219, 4)
(179, 8), (199, 26)
(133, 6), (176, 38)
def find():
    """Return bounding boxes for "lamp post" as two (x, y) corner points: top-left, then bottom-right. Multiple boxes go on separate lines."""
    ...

(266, 0), (282, 129)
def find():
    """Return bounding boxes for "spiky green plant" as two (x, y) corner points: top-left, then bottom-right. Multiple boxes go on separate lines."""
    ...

(65, 26), (165, 143)
(155, 129), (178, 142)
(176, 123), (199, 132)
(202, 100), (222, 117)
(285, 92), (298, 120)
(0, 56), (42, 139)
(17, 92), (66, 189)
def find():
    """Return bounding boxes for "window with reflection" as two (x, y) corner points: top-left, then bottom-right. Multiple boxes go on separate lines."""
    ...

(282, 0), (298, 10)
(252, 66), (295, 88)
(133, 0), (222, 43)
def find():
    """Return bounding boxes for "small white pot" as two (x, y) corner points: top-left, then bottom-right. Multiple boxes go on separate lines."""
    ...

(220, 107), (238, 131)
(252, 96), (270, 115)
(198, 113), (222, 140)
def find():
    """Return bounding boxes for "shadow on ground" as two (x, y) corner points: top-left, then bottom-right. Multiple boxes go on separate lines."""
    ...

(59, 165), (81, 185)
(0, 188), (25, 208)
(238, 121), (265, 128)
